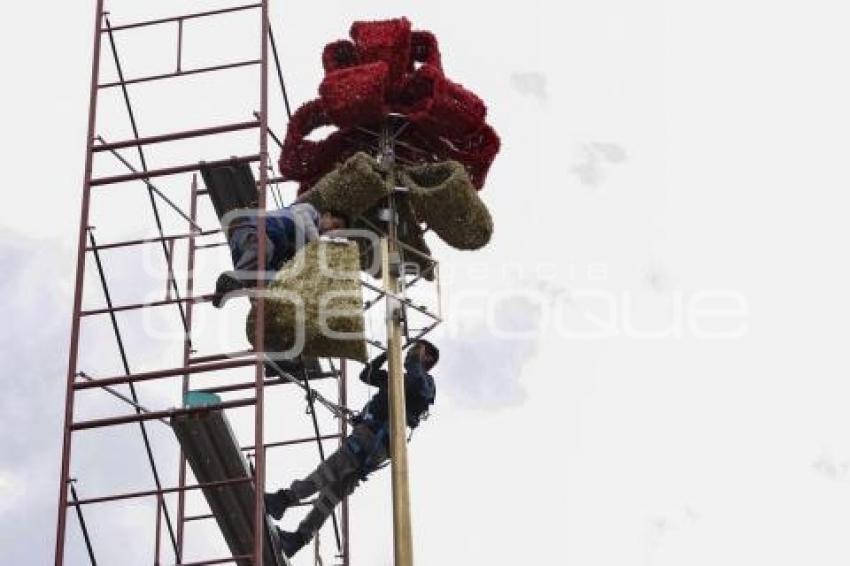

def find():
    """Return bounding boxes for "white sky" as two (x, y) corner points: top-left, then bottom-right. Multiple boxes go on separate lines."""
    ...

(4, 0), (850, 565)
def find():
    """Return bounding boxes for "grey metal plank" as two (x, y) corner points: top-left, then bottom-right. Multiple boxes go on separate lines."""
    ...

(172, 392), (285, 566)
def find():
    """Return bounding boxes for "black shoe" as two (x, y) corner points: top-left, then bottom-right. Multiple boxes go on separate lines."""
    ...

(276, 528), (309, 558)
(212, 271), (245, 308)
(264, 489), (296, 520)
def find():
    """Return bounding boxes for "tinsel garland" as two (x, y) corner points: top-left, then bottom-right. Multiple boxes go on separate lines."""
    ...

(279, 17), (500, 193)
(320, 62), (389, 129)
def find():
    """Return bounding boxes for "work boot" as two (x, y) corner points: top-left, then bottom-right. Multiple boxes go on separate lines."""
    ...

(276, 527), (310, 558)
(264, 489), (297, 520)
(211, 271), (245, 308)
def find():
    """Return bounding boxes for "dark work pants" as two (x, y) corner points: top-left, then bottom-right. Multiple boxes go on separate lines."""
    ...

(288, 423), (388, 536)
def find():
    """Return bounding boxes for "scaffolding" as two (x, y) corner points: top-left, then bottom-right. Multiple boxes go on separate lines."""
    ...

(56, 2), (348, 564)
(56, 3), (443, 565)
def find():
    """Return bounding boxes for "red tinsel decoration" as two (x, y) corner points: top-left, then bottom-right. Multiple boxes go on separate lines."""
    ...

(320, 62), (389, 129)
(410, 31), (442, 71)
(322, 40), (359, 73)
(279, 18), (501, 193)
(350, 18), (412, 91)
(396, 64), (486, 139)
(278, 100), (344, 181)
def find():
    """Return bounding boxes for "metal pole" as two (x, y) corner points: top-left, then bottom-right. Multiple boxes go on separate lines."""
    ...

(155, 494), (163, 566)
(252, 1), (270, 563)
(382, 234), (414, 566)
(338, 360), (351, 566)
(380, 125), (415, 565)
(177, 174), (199, 560)
(55, 1), (104, 562)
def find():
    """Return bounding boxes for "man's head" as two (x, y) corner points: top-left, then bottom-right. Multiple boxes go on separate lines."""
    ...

(318, 209), (350, 234)
(407, 339), (439, 372)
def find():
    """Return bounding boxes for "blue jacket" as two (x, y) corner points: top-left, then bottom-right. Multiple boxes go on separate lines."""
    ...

(358, 352), (436, 429)
(238, 203), (320, 269)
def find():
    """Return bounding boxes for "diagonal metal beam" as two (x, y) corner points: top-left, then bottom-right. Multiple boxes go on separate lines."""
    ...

(95, 137), (203, 232)
(267, 26), (292, 119)
(68, 481), (98, 565)
(103, 15), (190, 335)
(87, 230), (180, 557)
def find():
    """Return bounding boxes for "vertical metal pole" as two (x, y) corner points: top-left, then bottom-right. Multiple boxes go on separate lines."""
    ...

(176, 174), (199, 560)
(176, 19), (183, 73)
(154, 494), (163, 566)
(379, 125), (415, 565)
(55, 1), (104, 563)
(253, 1), (271, 563)
(338, 360), (350, 566)
(382, 234), (414, 566)
(165, 238), (176, 300)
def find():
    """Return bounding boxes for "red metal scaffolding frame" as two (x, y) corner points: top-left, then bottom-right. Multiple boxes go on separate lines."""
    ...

(54, 2), (353, 565)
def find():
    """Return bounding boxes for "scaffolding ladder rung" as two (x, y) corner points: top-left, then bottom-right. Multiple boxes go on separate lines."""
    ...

(69, 477), (253, 507)
(90, 155), (261, 186)
(73, 358), (259, 390)
(85, 229), (221, 251)
(71, 398), (256, 431)
(93, 121), (260, 152)
(99, 60), (262, 89)
(104, 3), (262, 32)
(81, 294), (211, 316)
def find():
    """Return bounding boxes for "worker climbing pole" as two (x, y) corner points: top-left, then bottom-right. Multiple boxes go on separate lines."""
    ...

(267, 16), (502, 564)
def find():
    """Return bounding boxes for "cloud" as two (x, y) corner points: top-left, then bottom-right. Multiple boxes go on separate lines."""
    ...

(570, 142), (628, 187)
(813, 451), (850, 481)
(0, 233), (76, 563)
(0, 232), (181, 564)
(510, 72), (549, 101)
(438, 296), (542, 409)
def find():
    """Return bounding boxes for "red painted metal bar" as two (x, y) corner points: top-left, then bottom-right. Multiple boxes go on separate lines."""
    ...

(93, 121), (260, 152)
(105, 3), (262, 32)
(81, 293), (212, 317)
(252, 2), (271, 563)
(55, 2), (104, 563)
(188, 349), (255, 365)
(99, 59), (261, 89)
(85, 229), (220, 252)
(176, 175), (199, 559)
(70, 477), (252, 507)
(73, 358), (257, 391)
(90, 154), (260, 186)
(70, 398), (256, 431)
(241, 433), (341, 452)
(195, 372), (337, 396)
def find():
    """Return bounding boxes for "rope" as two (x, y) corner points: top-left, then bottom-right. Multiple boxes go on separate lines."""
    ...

(263, 356), (359, 423)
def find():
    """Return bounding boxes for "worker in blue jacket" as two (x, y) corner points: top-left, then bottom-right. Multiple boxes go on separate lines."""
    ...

(265, 339), (439, 558)
(212, 202), (349, 308)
